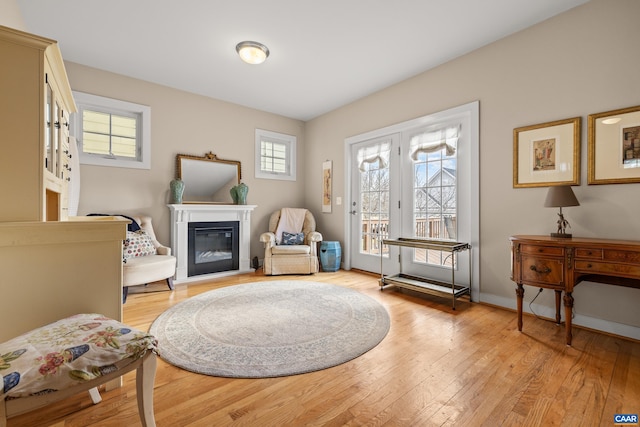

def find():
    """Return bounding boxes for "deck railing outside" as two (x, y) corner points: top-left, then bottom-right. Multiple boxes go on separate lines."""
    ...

(362, 217), (457, 266)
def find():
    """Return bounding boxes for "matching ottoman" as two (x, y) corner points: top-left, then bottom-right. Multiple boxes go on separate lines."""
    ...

(0, 314), (157, 426)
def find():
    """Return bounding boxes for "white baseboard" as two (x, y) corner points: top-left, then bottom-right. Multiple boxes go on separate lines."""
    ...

(480, 292), (640, 341)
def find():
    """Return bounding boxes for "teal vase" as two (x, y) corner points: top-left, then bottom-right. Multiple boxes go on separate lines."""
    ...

(235, 183), (248, 205)
(170, 179), (185, 204)
(230, 186), (238, 204)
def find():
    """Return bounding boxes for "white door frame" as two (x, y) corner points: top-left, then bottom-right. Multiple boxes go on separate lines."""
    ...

(343, 101), (480, 301)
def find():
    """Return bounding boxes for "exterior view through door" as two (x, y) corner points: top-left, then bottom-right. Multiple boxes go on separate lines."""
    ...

(345, 101), (479, 301)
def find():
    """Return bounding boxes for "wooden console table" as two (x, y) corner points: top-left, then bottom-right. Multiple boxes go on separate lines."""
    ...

(380, 238), (471, 309)
(510, 235), (640, 345)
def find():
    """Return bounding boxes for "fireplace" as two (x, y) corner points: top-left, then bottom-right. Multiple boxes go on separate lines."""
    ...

(188, 221), (239, 276)
(169, 204), (256, 284)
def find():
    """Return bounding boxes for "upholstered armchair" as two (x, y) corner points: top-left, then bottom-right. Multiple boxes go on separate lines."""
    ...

(260, 209), (322, 275)
(122, 215), (176, 302)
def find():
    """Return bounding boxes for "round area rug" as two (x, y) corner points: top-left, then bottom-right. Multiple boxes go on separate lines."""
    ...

(149, 280), (390, 378)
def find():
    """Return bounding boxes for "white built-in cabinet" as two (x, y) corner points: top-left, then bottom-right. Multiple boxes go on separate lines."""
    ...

(0, 26), (128, 340)
(0, 25), (76, 221)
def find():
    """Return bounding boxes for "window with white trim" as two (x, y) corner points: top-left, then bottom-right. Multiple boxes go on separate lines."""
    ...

(72, 91), (151, 169)
(255, 129), (296, 181)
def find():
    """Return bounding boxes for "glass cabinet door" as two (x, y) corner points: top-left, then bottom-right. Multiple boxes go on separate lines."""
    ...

(45, 82), (52, 173)
(60, 109), (71, 182)
(53, 100), (60, 176)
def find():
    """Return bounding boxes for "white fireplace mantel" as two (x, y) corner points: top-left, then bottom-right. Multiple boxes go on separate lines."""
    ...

(168, 204), (257, 284)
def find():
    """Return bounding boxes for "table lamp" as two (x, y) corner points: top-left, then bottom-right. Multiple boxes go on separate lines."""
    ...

(544, 185), (579, 238)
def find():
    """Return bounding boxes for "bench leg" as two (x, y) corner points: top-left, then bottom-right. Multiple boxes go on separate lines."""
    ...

(1, 398), (7, 427)
(166, 277), (174, 291)
(136, 353), (157, 427)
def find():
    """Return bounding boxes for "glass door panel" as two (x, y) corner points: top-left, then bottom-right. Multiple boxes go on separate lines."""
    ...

(349, 134), (400, 273)
(45, 83), (52, 173)
(53, 100), (60, 176)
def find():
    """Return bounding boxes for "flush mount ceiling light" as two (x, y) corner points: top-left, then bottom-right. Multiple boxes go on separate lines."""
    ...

(236, 41), (269, 65)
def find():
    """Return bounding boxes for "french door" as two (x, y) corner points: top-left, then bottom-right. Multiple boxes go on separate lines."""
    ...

(345, 102), (479, 299)
(349, 134), (400, 274)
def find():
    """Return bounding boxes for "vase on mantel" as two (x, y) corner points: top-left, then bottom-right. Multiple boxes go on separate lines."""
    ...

(230, 186), (238, 204)
(230, 183), (249, 205)
(169, 178), (185, 204)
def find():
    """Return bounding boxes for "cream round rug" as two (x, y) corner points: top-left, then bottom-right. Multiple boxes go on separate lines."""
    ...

(149, 280), (390, 378)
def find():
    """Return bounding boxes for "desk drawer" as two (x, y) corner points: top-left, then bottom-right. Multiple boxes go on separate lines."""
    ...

(575, 260), (640, 277)
(575, 248), (603, 259)
(521, 255), (564, 287)
(520, 244), (564, 257)
(603, 250), (640, 264)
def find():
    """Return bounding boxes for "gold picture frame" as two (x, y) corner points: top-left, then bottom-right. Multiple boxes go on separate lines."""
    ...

(588, 105), (640, 185)
(513, 117), (581, 188)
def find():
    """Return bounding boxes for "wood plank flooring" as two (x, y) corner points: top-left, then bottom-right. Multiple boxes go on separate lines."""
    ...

(8, 270), (640, 426)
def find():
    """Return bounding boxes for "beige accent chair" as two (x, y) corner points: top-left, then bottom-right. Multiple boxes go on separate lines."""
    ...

(123, 216), (176, 302)
(260, 209), (322, 275)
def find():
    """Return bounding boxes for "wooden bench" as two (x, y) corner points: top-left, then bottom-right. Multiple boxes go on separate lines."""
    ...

(0, 314), (157, 426)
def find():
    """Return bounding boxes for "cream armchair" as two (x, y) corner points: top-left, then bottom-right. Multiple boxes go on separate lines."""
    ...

(122, 215), (176, 302)
(260, 209), (322, 275)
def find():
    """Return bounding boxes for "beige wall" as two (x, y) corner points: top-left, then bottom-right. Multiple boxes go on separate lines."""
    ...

(6, 0), (640, 337)
(305, 0), (640, 335)
(65, 63), (306, 258)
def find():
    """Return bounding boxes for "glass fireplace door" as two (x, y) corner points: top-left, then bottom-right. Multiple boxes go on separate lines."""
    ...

(188, 221), (239, 276)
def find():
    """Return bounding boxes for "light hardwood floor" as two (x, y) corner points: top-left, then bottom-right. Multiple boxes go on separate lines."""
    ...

(9, 270), (640, 426)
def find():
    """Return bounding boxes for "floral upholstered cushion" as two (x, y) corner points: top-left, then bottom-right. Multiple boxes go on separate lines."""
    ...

(0, 313), (157, 399)
(123, 230), (157, 261)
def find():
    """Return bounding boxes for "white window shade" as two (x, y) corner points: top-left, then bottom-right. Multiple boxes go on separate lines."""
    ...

(357, 140), (391, 171)
(409, 125), (460, 160)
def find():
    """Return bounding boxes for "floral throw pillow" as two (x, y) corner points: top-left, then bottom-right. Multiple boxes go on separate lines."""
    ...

(281, 231), (305, 245)
(123, 230), (156, 261)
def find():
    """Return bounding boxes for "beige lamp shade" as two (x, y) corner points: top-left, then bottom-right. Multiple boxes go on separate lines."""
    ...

(544, 185), (579, 238)
(544, 185), (580, 208)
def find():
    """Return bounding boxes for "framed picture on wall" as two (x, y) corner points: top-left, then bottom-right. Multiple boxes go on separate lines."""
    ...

(588, 105), (640, 185)
(513, 117), (581, 188)
(322, 160), (332, 213)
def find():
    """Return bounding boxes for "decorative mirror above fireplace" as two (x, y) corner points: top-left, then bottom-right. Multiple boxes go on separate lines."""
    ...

(176, 152), (241, 204)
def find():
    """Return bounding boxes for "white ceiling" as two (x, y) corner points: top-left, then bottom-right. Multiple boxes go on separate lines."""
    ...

(17, 0), (588, 121)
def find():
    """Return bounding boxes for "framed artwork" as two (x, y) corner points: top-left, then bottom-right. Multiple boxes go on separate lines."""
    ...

(513, 117), (581, 188)
(588, 105), (640, 185)
(322, 160), (332, 213)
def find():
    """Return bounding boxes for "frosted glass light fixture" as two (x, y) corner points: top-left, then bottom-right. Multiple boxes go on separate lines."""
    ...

(236, 41), (269, 65)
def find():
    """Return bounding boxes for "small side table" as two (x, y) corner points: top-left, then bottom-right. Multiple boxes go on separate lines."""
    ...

(380, 238), (472, 309)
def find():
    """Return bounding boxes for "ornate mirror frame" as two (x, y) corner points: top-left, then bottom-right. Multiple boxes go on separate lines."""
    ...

(176, 152), (242, 204)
